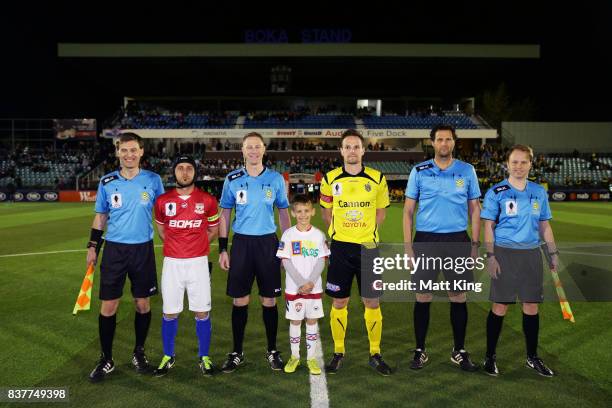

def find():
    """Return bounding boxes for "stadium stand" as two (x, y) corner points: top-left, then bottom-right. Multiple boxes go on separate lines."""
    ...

(108, 103), (483, 130)
(362, 112), (478, 129)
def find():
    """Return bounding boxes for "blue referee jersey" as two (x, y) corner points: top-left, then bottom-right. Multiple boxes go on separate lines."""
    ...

(405, 159), (481, 233)
(481, 180), (552, 249)
(219, 167), (289, 235)
(95, 169), (165, 244)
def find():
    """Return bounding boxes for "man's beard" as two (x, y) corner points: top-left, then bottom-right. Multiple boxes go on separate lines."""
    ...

(176, 177), (195, 188)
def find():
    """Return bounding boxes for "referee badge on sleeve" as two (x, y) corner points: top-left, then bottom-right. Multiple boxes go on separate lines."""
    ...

(505, 200), (518, 216)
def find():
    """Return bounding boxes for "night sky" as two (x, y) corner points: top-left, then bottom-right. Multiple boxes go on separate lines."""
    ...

(0, 2), (610, 122)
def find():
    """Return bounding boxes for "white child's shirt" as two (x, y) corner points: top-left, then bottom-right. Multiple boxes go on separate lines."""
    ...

(276, 225), (330, 295)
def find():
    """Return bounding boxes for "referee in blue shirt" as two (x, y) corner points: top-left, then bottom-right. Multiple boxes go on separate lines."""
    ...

(217, 132), (291, 372)
(87, 133), (165, 382)
(403, 124), (481, 371)
(481, 145), (558, 377)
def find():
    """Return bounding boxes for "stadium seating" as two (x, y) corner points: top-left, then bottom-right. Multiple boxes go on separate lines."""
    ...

(540, 156), (610, 186)
(121, 113), (238, 129)
(0, 161), (81, 188)
(362, 113), (478, 129)
(243, 114), (355, 129)
(112, 108), (480, 130)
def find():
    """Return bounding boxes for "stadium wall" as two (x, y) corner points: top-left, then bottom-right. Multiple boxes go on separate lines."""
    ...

(502, 122), (612, 153)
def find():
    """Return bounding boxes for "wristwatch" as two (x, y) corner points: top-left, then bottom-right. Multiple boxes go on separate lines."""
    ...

(471, 241), (481, 247)
(86, 241), (97, 249)
(548, 250), (560, 256)
(486, 252), (495, 258)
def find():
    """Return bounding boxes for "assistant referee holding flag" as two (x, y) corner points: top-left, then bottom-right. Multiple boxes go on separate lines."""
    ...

(403, 124), (481, 371)
(87, 133), (165, 382)
(481, 144), (557, 377)
(320, 129), (392, 376)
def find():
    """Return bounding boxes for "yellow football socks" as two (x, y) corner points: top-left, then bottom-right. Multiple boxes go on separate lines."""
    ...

(364, 306), (383, 355)
(330, 306), (348, 354)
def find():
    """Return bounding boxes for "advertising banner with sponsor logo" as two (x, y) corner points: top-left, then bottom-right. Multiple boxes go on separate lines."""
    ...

(549, 190), (610, 202)
(102, 128), (497, 140)
(59, 191), (97, 202)
(0, 190), (59, 202)
(54, 119), (97, 140)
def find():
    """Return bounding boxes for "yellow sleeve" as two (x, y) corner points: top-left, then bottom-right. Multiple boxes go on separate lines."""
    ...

(319, 175), (333, 208)
(377, 174), (390, 209)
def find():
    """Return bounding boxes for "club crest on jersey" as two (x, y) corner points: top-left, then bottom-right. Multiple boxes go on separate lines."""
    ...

(111, 193), (122, 208)
(181, 202), (188, 208)
(292, 241), (302, 255)
(364, 182), (372, 192)
(140, 191), (150, 204)
(165, 202), (177, 216)
(295, 302), (303, 312)
(236, 190), (247, 205)
(455, 178), (465, 189)
(195, 203), (205, 214)
(345, 210), (363, 222)
(505, 200), (518, 216)
(332, 182), (342, 196)
(531, 200), (540, 214)
(264, 187), (273, 201)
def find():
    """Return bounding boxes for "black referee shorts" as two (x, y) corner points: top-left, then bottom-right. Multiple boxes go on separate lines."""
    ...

(99, 240), (158, 300)
(226, 233), (282, 298)
(411, 231), (474, 294)
(490, 245), (544, 304)
(325, 240), (382, 299)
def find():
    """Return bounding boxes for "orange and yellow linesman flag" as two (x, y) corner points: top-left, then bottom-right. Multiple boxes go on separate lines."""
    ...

(541, 244), (575, 323)
(551, 269), (575, 323)
(73, 263), (95, 315)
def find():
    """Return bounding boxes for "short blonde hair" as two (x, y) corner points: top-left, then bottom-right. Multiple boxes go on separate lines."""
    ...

(506, 144), (533, 162)
(242, 132), (265, 145)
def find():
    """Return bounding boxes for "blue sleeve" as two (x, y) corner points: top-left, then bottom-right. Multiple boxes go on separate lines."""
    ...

(405, 168), (419, 200)
(480, 189), (499, 221)
(219, 177), (235, 209)
(539, 191), (552, 221)
(154, 174), (165, 198)
(468, 166), (481, 200)
(94, 181), (108, 213)
(274, 174), (290, 209)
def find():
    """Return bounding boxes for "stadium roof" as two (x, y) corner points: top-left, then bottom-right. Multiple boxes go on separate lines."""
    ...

(58, 43), (540, 59)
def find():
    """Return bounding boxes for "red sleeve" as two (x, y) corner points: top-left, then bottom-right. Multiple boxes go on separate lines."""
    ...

(154, 196), (165, 225)
(206, 193), (220, 227)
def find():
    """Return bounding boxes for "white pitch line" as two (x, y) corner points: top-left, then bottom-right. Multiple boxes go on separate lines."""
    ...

(558, 250), (612, 257)
(0, 243), (217, 258)
(310, 334), (330, 408)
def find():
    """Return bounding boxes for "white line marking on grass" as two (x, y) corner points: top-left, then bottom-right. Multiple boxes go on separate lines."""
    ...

(0, 249), (87, 258)
(310, 335), (330, 408)
(0, 243), (218, 258)
(560, 251), (612, 257)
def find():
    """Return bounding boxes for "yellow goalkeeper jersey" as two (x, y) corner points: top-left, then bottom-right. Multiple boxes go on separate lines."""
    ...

(319, 166), (390, 244)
